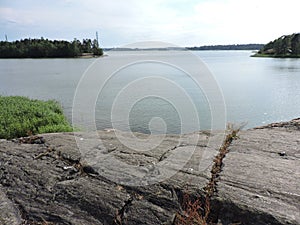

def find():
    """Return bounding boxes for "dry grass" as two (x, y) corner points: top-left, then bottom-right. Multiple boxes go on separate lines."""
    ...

(174, 125), (241, 225)
(175, 192), (207, 225)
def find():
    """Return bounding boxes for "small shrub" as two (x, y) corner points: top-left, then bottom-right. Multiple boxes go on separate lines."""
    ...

(0, 96), (73, 139)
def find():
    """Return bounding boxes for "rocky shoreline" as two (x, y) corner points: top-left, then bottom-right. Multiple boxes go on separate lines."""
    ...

(0, 119), (299, 224)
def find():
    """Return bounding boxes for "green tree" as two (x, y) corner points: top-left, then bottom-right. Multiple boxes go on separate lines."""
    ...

(0, 37), (103, 58)
(82, 39), (92, 53)
(92, 39), (103, 56)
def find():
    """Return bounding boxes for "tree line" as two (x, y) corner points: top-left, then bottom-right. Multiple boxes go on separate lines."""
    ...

(187, 44), (264, 51)
(0, 38), (103, 58)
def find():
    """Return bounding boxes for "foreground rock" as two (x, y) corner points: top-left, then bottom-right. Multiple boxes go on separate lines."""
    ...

(0, 119), (299, 224)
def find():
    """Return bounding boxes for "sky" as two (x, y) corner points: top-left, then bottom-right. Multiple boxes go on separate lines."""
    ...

(0, 0), (299, 47)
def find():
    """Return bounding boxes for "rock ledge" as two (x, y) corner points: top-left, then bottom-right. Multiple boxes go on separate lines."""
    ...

(0, 119), (299, 224)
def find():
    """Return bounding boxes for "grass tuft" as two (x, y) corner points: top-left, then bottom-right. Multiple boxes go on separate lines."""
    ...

(0, 96), (73, 139)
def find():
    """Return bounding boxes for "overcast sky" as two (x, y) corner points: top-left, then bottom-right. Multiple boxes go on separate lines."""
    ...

(0, 0), (299, 47)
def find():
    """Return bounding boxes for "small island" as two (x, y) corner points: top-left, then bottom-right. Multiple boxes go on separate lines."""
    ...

(253, 33), (300, 58)
(0, 38), (103, 58)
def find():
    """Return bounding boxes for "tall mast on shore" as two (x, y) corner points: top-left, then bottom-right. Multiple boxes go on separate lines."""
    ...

(96, 31), (99, 47)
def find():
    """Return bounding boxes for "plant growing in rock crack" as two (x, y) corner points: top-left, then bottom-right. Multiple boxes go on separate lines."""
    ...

(174, 125), (241, 225)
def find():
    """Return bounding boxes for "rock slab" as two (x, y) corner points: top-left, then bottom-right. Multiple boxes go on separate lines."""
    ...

(0, 119), (299, 224)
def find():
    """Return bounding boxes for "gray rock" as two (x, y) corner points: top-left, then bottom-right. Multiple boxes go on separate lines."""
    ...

(0, 186), (22, 225)
(0, 120), (299, 224)
(217, 122), (300, 225)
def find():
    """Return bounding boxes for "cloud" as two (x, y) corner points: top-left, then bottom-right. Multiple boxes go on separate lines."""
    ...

(0, 0), (300, 46)
(0, 7), (34, 26)
(192, 0), (300, 43)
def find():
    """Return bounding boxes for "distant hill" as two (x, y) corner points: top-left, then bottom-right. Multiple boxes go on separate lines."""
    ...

(254, 33), (300, 58)
(186, 44), (264, 51)
(104, 44), (264, 52)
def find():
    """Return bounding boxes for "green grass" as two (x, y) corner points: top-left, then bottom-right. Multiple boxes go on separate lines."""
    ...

(0, 96), (73, 139)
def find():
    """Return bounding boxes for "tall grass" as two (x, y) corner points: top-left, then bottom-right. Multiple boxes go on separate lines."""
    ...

(0, 96), (73, 139)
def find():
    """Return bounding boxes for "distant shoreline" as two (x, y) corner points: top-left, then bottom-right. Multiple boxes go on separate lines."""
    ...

(103, 44), (264, 52)
(78, 53), (105, 58)
(251, 53), (300, 58)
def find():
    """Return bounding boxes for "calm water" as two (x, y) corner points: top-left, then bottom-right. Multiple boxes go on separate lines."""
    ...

(1, 51), (300, 133)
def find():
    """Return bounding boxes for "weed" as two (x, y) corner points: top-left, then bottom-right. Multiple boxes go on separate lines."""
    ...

(174, 125), (241, 225)
(0, 96), (73, 139)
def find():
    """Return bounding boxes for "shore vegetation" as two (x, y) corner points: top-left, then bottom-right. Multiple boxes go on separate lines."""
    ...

(253, 33), (300, 58)
(0, 96), (73, 139)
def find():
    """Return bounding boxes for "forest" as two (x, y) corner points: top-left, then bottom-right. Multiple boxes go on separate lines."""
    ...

(0, 38), (103, 58)
(255, 33), (300, 57)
